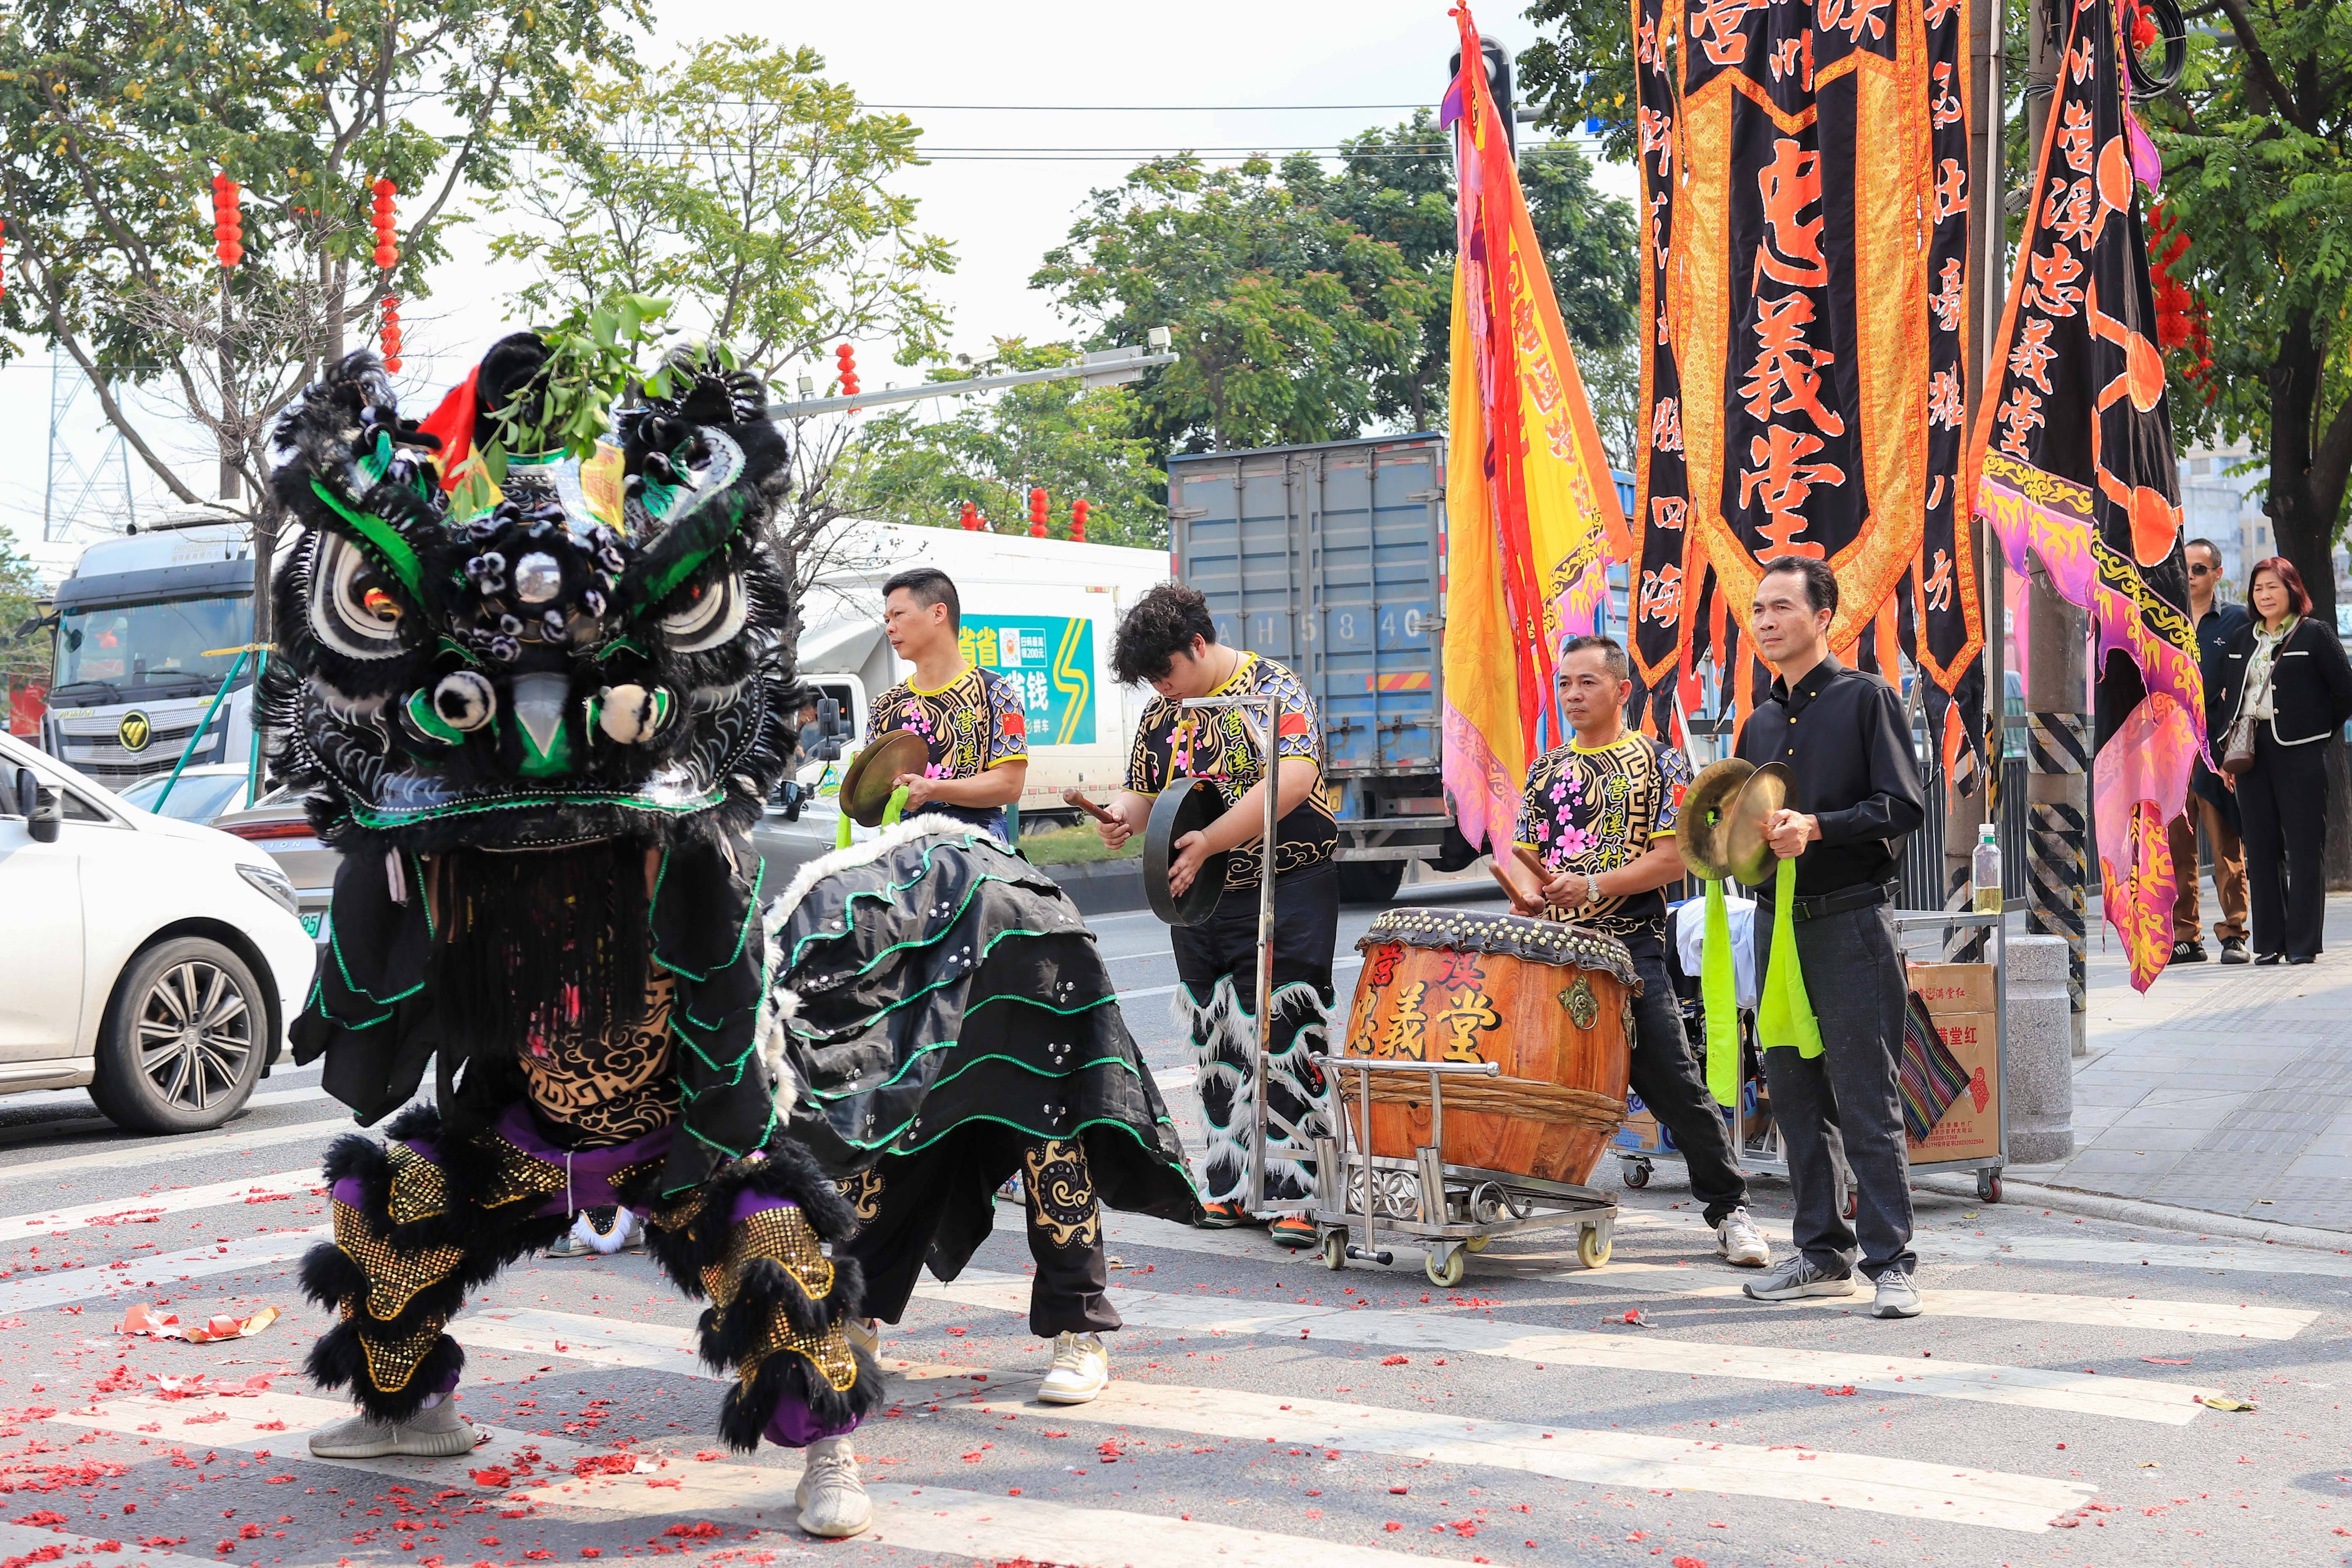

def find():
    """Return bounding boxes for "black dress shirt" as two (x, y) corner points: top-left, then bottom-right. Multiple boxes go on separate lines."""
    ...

(1734, 657), (1925, 896)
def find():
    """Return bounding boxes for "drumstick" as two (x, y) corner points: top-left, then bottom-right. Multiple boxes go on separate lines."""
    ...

(1063, 789), (1119, 825)
(1512, 843), (1551, 884)
(1490, 854), (1544, 911)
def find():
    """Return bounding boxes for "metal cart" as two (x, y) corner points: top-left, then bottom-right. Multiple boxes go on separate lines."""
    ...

(1307, 1055), (1618, 1287)
(1614, 908), (2008, 1206)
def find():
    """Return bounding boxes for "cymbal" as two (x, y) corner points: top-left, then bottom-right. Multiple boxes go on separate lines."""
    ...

(1723, 762), (1793, 888)
(1143, 777), (1231, 927)
(839, 730), (931, 827)
(1677, 757), (1754, 882)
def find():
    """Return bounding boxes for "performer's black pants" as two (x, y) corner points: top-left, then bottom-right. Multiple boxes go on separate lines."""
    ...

(1621, 927), (1749, 1226)
(1169, 860), (1340, 1206)
(842, 1138), (1120, 1339)
(2239, 730), (2330, 960)
(1754, 897), (1916, 1281)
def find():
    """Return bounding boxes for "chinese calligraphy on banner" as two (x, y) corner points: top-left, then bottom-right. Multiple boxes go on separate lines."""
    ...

(959, 614), (1097, 747)
(1623, 0), (1987, 777)
(1968, 0), (2199, 992)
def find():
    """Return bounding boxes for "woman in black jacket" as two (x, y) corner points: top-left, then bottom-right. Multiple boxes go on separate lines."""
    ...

(2207, 557), (2352, 963)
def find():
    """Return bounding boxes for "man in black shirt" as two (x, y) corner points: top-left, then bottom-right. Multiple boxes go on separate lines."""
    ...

(1734, 557), (1927, 1318)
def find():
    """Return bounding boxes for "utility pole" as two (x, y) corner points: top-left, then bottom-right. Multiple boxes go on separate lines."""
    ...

(2019, 0), (2091, 1056)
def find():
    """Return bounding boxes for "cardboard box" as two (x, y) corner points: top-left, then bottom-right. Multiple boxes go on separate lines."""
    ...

(1905, 963), (1999, 1162)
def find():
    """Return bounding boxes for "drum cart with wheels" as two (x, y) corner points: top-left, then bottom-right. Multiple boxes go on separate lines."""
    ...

(1307, 1055), (1619, 1287)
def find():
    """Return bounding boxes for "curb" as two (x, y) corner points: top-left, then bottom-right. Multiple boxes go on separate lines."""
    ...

(1915, 1173), (2352, 1254)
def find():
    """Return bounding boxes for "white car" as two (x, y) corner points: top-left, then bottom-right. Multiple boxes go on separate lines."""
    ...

(0, 730), (315, 1133)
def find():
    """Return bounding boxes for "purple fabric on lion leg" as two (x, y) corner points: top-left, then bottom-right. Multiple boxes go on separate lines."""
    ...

(723, 1186), (862, 1448)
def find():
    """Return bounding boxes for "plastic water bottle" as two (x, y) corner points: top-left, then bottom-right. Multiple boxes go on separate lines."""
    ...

(1972, 822), (2002, 914)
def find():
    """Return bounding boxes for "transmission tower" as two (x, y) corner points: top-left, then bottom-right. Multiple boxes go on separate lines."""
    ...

(45, 354), (136, 543)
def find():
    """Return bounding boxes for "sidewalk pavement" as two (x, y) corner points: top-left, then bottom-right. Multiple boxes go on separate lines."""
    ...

(2006, 891), (2352, 1232)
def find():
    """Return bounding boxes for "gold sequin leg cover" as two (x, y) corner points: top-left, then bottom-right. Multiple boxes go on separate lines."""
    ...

(299, 1105), (575, 1423)
(628, 1141), (883, 1451)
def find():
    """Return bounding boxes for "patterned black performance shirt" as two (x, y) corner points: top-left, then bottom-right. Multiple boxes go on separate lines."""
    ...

(1512, 732), (1693, 937)
(1125, 652), (1336, 890)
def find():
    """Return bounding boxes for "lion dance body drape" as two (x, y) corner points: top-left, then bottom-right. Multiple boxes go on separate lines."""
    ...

(1969, 0), (2198, 992)
(1621, 0), (1987, 777)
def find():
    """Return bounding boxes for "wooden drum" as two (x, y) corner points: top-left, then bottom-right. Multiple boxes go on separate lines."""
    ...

(1341, 908), (1637, 1186)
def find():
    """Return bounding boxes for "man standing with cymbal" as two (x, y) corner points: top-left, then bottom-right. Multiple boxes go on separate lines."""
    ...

(1504, 634), (1771, 1270)
(1734, 557), (1927, 1319)
(1092, 583), (1338, 1249)
(866, 567), (1030, 836)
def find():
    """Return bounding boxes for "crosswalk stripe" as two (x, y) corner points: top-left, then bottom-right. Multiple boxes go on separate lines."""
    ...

(57, 1393), (1442, 1567)
(1101, 1212), (2315, 1340)
(0, 1520), (178, 1568)
(0, 1227), (325, 1316)
(918, 1268), (2221, 1424)
(0, 1168), (322, 1237)
(0, 1120), (345, 1192)
(465, 1309), (2093, 1534)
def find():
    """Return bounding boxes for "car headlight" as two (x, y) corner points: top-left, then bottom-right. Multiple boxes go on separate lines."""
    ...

(238, 862), (301, 919)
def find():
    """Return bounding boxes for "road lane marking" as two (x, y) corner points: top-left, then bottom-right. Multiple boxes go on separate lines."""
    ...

(0, 1119), (348, 1191)
(58, 1393), (1446, 1565)
(0, 1227), (326, 1315)
(1119, 953), (1361, 1008)
(919, 1268), (2221, 1424)
(0, 1522), (179, 1568)
(0, 1168), (322, 1237)
(466, 1310), (2093, 1534)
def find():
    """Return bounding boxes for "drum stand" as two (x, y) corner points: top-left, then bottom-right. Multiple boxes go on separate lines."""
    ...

(1307, 1057), (1620, 1287)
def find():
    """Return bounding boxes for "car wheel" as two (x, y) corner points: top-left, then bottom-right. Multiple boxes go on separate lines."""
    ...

(89, 937), (266, 1134)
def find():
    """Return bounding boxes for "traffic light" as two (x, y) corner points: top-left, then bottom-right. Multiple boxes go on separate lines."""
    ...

(1028, 487), (1049, 538)
(835, 343), (859, 397)
(369, 177), (398, 270)
(211, 174), (244, 268)
(1069, 498), (1089, 542)
(1448, 34), (1518, 157)
(380, 295), (403, 374)
(958, 501), (982, 531)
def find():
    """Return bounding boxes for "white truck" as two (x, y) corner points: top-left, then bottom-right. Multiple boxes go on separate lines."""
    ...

(39, 516), (265, 794)
(794, 520), (1171, 819)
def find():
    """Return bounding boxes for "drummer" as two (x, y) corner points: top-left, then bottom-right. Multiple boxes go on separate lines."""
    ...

(1092, 583), (1338, 1249)
(1507, 634), (1772, 1270)
(868, 567), (1029, 837)
(1735, 557), (1926, 1319)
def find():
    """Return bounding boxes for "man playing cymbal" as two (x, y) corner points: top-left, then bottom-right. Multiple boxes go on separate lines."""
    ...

(1504, 634), (1771, 1270)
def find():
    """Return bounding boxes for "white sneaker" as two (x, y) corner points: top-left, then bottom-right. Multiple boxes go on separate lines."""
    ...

(845, 1316), (880, 1357)
(1036, 1331), (1109, 1405)
(307, 1398), (479, 1459)
(1715, 1207), (1771, 1268)
(794, 1434), (871, 1539)
(1871, 1270), (1924, 1319)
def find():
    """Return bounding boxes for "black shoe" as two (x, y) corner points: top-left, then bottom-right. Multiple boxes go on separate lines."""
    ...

(2288, 953), (2316, 966)
(2172, 939), (2208, 963)
(2255, 952), (2284, 966)
(2220, 937), (2250, 965)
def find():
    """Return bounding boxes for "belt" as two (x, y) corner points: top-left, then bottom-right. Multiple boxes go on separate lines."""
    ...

(1787, 879), (1895, 923)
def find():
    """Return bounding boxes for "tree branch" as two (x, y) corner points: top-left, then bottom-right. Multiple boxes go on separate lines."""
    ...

(2207, 0), (2309, 131)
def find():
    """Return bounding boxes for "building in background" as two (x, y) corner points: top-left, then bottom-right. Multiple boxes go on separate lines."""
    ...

(2180, 443), (2352, 633)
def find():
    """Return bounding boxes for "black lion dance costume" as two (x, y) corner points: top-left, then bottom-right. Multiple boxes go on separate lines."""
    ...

(272, 336), (883, 1534)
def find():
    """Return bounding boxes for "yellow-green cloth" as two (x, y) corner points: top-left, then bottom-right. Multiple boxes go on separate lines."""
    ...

(1756, 856), (1824, 1058)
(1700, 877), (1741, 1106)
(833, 782), (913, 848)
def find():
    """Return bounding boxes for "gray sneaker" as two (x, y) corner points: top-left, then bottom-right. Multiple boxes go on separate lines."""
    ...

(1742, 1253), (1855, 1301)
(1871, 1270), (1923, 1318)
(307, 1398), (480, 1459)
(1715, 1207), (1771, 1267)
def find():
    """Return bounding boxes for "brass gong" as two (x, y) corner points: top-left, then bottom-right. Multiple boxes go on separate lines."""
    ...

(1676, 757), (1793, 887)
(1721, 762), (1792, 887)
(838, 730), (931, 827)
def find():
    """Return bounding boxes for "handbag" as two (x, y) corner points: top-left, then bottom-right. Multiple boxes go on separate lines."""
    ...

(2221, 626), (2282, 775)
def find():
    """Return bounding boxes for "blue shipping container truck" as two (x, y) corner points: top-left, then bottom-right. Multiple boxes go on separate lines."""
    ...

(1167, 435), (1635, 903)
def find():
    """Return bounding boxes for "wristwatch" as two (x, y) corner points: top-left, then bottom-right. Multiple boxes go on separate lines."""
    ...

(1585, 873), (1603, 906)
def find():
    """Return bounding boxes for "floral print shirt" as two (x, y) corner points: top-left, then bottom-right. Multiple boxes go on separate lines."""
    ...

(867, 663), (1029, 784)
(1512, 732), (1692, 936)
(1126, 652), (1336, 889)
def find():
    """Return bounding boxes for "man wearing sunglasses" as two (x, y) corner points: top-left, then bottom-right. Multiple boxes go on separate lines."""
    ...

(2171, 539), (2252, 963)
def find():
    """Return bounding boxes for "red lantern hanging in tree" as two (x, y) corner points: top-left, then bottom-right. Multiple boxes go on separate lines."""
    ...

(1027, 487), (1049, 538)
(380, 295), (403, 374)
(1069, 498), (1089, 542)
(211, 174), (244, 268)
(2147, 202), (2194, 353)
(370, 178), (399, 271)
(958, 501), (982, 531)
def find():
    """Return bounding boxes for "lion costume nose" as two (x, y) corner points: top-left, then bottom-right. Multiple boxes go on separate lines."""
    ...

(510, 672), (571, 775)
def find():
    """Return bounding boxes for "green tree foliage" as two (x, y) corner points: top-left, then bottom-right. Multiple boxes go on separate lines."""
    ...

(1303, 110), (1639, 432)
(1519, 0), (1641, 165)
(0, 527), (45, 698)
(1031, 154), (1438, 454)
(0, 0), (642, 509)
(847, 340), (1168, 550)
(2150, 8), (2352, 615)
(490, 37), (953, 380)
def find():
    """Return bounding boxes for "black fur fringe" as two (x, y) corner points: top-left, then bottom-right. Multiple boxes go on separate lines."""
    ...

(633, 1139), (863, 1301)
(716, 1340), (885, 1454)
(303, 1321), (466, 1426)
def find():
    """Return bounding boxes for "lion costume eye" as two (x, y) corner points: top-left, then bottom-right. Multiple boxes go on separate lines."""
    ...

(309, 532), (411, 660)
(657, 570), (746, 652)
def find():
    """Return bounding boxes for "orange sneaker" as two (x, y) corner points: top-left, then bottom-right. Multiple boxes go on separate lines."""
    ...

(1269, 1215), (1318, 1249)
(1197, 1201), (1255, 1228)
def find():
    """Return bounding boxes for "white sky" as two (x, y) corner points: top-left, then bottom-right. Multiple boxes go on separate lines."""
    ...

(8, 0), (1634, 582)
